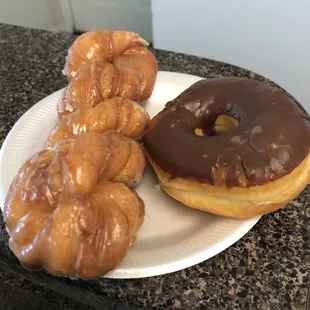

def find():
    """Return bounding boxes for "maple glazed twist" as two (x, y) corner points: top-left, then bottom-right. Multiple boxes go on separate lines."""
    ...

(4, 132), (146, 279)
(58, 30), (158, 117)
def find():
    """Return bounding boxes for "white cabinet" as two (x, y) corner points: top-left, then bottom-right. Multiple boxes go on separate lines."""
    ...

(0, 0), (152, 42)
(68, 0), (152, 42)
(0, 0), (65, 31)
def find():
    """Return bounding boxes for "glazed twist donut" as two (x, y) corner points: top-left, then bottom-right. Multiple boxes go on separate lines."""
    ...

(58, 30), (158, 116)
(64, 30), (150, 80)
(47, 97), (150, 147)
(143, 78), (310, 218)
(4, 131), (145, 279)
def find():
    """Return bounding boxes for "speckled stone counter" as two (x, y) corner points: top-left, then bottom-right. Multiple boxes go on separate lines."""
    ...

(0, 24), (309, 310)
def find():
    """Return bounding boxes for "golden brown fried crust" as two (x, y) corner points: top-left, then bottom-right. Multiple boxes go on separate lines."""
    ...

(146, 150), (310, 218)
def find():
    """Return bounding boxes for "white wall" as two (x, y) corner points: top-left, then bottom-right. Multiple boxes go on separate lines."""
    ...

(152, 0), (310, 112)
(0, 0), (65, 31)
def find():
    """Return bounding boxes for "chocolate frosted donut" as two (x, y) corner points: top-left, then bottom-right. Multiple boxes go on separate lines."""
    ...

(143, 78), (310, 218)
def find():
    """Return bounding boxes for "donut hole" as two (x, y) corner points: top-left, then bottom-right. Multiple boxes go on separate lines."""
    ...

(214, 114), (239, 134)
(194, 128), (204, 136)
(194, 114), (239, 137)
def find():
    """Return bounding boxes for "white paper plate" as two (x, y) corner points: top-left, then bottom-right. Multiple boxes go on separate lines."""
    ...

(0, 71), (261, 279)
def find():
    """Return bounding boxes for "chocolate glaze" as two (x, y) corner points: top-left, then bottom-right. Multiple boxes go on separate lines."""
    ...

(143, 78), (310, 187)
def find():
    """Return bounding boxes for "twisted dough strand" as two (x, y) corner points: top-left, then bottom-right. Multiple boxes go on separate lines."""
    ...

(47, 97), (150, 147)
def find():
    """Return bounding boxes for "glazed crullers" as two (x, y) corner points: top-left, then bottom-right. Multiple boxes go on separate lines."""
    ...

(3, 29), (156, 279)
(4, 132), (146, 279)
(58, 30), (158, 116)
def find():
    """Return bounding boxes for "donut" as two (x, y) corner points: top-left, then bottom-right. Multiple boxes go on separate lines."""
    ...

(46, 97), (150, 147)
(4, 132), (145, 279)
(63, 30), (151, 80)
(58, 30), (158, 117)
(143, 78), (310, 218)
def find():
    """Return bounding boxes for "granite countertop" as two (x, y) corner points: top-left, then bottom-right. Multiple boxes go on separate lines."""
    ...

(0, 23), (309, 310)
